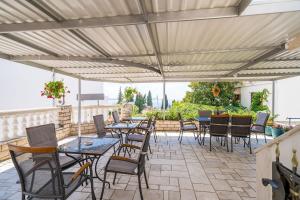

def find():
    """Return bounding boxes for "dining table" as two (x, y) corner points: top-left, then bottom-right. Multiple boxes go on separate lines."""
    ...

(105, 122), (139, 144)
(58, 136), (120, 188)
(123, 116), (147, 122)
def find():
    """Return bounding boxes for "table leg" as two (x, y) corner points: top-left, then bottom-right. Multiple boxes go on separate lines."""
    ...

(86, 155), (111, 188)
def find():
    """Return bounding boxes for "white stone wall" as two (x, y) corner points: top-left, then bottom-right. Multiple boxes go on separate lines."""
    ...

(240, 76), (300, 122)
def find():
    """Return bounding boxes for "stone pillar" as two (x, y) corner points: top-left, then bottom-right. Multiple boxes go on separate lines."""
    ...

(58, 105), (72, 128)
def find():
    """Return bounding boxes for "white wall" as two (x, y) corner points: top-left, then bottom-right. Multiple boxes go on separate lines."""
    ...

(0, 59), (103, 110)
(240, 81), (273, 110)
(240, 77), (300, 122)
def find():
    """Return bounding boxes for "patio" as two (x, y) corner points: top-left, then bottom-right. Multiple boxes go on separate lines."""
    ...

(0, 1), (300, 199)
(0, 131), (270, 200)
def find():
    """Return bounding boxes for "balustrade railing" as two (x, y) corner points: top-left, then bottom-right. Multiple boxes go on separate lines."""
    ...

(72, 105), (119, 124)
(0, 107), (59, 142)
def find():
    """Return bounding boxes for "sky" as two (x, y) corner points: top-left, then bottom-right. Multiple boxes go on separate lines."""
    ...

(0, 58), (190, 110)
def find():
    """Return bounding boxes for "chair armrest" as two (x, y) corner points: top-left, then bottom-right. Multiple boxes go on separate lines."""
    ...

(120, 143), (141, 150)
(183, 121), (196, 125)
(65, 162), (91, 187)
(111, 155), (138, 164)
(252, 124), (265, 127)
(71, 162), (91, 181)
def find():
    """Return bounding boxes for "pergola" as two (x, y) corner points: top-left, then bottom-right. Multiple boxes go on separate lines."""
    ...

(0, 0), (300, 134)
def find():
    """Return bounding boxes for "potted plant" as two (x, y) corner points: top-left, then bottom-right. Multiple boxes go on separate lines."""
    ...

(41, 80), (70, 105)
(265, 114), (279, 136)
(124, 87), (137, 103)
(272, 124), (284, 138)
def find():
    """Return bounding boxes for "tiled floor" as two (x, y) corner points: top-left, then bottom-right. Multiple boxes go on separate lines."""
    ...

(0, 132), (270, 200)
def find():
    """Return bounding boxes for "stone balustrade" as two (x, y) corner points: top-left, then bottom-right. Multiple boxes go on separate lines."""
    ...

(0, 107), (60, 141)
(72, 105), (118, 124)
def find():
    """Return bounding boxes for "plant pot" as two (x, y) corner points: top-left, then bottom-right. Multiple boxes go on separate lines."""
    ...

(272, 128), (284, 138)
(265, 126), (272, 136)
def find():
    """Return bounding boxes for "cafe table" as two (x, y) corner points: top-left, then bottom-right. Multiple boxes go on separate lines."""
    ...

(105, 122), (139, 143)
(58, 136), (120, 187)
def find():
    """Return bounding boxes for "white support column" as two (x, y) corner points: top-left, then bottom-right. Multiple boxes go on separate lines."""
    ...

(78, 78), (82, 137)
(272, 80), (276, 116)
(162, 80), (166, 120)
(52, 68), (56, 107)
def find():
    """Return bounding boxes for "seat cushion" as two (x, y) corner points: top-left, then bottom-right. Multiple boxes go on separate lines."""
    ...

(59, 154), (82, 169)
(182, 124), (197, 131)
(251, 125), (264, 133)
(127, 134), (145, 142)
(107, 159), (138, 174)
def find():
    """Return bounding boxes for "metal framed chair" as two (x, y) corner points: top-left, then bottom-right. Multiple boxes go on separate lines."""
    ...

(152, 113), (159, 143)
(209, 114), (230, 152)
(100, 130), (151, 200)
(178, 113), (198, 143)
(8, 144), (96, 200)
(126, 117), (153, 156)
(112, 110), (122, 123)
(93, 114), (119, 138)
(230, 115), (253, 154)
(26, 123), (81, 170)
(198, 110), (212, 142)
(251, 112), (270, 143)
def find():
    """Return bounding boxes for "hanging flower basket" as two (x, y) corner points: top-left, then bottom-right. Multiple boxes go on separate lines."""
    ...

(41, 80), (70, 105)
(211, 84), (221, 97)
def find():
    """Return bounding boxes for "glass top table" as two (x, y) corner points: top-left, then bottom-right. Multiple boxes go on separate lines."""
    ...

(58, 137), (120, 156)
(58, 137), (120, 187)
(123, 117), (147, 122)
(105, 122), (139, 130)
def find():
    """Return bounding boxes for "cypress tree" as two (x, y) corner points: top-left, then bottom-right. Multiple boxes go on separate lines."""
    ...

(147, 90), (153, 107)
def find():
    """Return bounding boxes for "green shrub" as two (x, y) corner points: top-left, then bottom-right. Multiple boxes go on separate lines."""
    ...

(142, 101), (256, 121)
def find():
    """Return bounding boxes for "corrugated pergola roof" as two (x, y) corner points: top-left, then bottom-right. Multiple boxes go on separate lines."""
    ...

(0, 0), (300, 83)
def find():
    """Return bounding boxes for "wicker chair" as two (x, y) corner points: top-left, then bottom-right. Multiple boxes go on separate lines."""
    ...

(93, 114), (119, 138)
(100, 130), (151, 200)
(126, 117), (153, 155)
(251, 112), (270, 143)
(178, 113), (198, 143)
(209, 114), (230, 152)
(8, 144), (96, 200)
(26, 124), (81, 170)
(112, 110), (122, 123)
(230, 115), (253, 154)
(198, 110), (212, 143)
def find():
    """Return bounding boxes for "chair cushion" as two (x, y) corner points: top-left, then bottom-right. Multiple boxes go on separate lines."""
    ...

(251, 125), (264, 133)
(127, 134), (145, 142)
(107, 159), (138, 174)
(182, 124), (197, 131)
(59, 154), (82, 169)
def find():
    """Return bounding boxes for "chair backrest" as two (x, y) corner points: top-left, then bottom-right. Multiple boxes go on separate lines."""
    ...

(112, 111), (120, 123)
(210, 114), (229, 136)
(8, 145), (64, 198)
(26, 124), (58, 147)
(255, 112), (269, 126)
(152, 112), (158, 127)
(231, 115), (252, 137)
(178, 113), (184, 127)
(138, 124), (152, 172)
(93, 114), (106, 137)
(198, 110), (212, 118)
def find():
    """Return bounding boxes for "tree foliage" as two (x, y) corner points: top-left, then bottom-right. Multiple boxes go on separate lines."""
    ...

(250, 89), (270, 112)
(135, 92), (146, 113)
(183, 82), (237, 107)
(124, 87), (137, 102)
(147, 90), (153, 107)
(117, 87), (123, 104)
